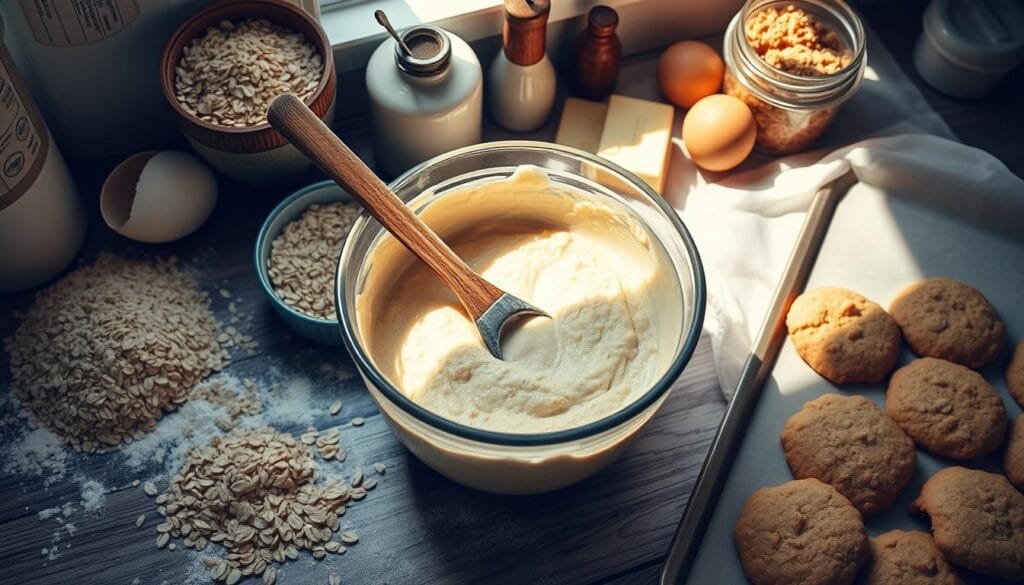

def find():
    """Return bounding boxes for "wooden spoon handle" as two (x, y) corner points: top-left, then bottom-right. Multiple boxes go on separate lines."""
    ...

(268, 93), (502, 319)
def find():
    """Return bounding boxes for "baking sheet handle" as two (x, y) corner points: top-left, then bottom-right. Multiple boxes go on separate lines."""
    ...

(659, 170), (858, 584)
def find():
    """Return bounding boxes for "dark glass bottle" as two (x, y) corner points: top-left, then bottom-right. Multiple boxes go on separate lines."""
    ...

(571, 6), (622, 101)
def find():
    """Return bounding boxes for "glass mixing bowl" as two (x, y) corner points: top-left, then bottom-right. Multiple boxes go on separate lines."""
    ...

(335, 142), (705, 494)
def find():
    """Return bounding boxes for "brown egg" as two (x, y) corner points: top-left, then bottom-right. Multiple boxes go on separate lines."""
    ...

(682, 94), (757, 172)
(657, 41), (725, 109)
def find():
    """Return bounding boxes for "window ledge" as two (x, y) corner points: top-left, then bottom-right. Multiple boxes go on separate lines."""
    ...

(321, 0), (743, 73)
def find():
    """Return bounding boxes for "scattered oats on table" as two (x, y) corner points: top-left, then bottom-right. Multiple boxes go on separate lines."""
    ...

(154, 427), (367, 582)
(174, 18), (324, 127)
(268, 202), (361, 319)
(3, 255), (227, 452)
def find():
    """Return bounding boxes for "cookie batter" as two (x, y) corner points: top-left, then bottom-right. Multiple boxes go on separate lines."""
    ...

(357, 167), (681, 433)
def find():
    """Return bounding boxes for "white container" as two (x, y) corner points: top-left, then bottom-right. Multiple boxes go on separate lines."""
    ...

(366, 25), (483, 178)
(487, 0), (556, 132)
(914, 0), (1024, 99)
(0, 17), (84, 292)
(488, 54), (557, 132)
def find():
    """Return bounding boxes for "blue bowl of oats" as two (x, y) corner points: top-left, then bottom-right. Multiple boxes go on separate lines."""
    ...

(255, 181), (360, 345)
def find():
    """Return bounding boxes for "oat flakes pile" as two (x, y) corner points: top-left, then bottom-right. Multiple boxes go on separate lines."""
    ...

(745, 6), (851, 76)
(175, 18), (324, 127)
(154, 428), (362, 584)
(4, 255), (226, 452)
(268, 202), (360, 319)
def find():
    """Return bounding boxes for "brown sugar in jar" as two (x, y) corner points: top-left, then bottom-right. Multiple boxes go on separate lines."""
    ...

(723, 0), (865, 154)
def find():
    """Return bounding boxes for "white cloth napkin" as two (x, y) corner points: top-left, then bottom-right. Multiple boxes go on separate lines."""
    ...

(674, 134), (1024, 397)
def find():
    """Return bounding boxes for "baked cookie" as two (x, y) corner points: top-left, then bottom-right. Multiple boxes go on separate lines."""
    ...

(1007, 340), (1024, 408)
(734, 478), (869, 585)
(910, 467), (1024, 580)
(1004, 416), (1024, 492)
(861, 530), (964, 585)
(886, 357), (1006, 459)
(785, 287), (900, 384)
(781, 394), (915, 515)
(889, 278), (1005, 368)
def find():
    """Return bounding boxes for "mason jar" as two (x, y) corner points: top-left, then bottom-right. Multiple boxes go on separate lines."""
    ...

(722, 0), (866, 154)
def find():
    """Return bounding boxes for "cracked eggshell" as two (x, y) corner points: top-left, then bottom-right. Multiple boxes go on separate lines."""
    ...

(101, 150), (218, 243)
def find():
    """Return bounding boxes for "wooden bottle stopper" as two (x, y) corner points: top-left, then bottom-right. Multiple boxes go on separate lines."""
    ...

(502, 0), (550, 66)
(586, 5), (619, 37)
(572, 5), (622, 100)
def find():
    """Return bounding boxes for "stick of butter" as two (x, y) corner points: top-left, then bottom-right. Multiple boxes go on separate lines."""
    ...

(596, 95), (675, 194)
(555, 98), (608, 154)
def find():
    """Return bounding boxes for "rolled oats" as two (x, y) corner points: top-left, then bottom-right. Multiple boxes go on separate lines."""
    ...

(156, 428), (366, 581)
(4, 255), (226, 452)
(267, 202), (360, 320)
(175, 19), (324, 127)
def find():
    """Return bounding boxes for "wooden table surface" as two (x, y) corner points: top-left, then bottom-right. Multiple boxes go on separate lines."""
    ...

(1, 2), (1020, 584)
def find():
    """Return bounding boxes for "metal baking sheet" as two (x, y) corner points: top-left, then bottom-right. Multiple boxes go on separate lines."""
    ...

(661, 173), (1024, 584)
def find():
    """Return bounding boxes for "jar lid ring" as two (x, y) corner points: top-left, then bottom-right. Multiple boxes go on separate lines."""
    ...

(395, 25), (452, 77)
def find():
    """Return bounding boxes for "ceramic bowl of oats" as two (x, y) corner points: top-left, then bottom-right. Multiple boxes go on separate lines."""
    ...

(159, 0), (336, 187)
(255, 180), (360, 346)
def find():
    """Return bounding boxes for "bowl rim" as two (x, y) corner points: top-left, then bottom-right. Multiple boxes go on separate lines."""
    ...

(159, 0), (334, 136)
(335, 140), (707, 447)
(254, 180), (352, 327)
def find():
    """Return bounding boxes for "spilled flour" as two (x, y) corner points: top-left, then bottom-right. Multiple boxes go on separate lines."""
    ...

(3, 425), (70, 485)
(30, 475), (111, 563)
(37, 502), (77, 561)
(117, 370), (339, 478)
(77, 479), (107, 514)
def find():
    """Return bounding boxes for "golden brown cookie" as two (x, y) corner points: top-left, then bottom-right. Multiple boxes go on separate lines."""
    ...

(781, 394), (915, 515)
(910, 467), (1024, 580)
(786, 287), (901, 384)
(1004, 416), (1024, 492)
(889, 278), (1005, 368)
(886, 358), (1006, 460)
(1007, 340), (1024, 408)
(734, 478), (869, 585)
(861, 530), (964, 585)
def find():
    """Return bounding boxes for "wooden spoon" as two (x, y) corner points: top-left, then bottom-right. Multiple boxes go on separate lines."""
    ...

(267, 93), (547, 359)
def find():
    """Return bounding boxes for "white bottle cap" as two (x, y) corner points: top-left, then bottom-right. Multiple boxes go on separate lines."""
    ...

(914, 0), (1024, 98)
